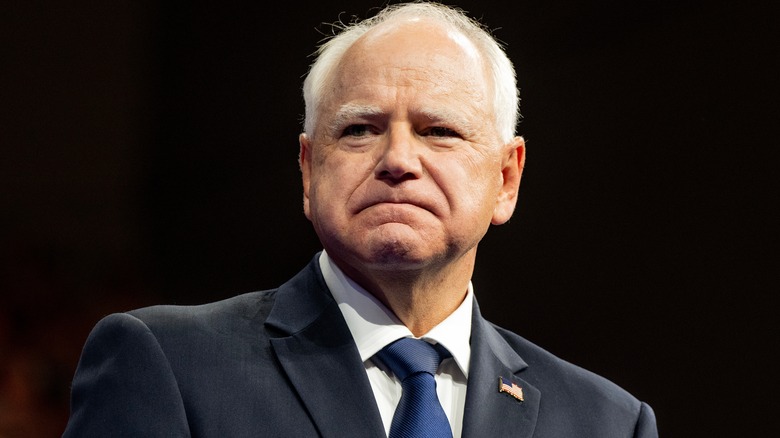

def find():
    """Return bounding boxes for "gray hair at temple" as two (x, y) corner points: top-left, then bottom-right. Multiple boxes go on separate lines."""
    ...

(301, 2), (520, 144)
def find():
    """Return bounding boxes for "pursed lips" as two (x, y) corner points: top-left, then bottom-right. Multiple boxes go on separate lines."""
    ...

(353, 193), (439, 217)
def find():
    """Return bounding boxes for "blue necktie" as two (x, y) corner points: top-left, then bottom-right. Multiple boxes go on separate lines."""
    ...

(376, 338), (453, 438)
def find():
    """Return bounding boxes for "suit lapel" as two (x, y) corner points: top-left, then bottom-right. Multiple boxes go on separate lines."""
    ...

(462, 299), (540, 438)
(266, 257), (386, 438)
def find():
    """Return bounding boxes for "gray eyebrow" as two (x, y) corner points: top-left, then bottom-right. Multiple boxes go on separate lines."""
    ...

(327, 103), (384, 134)
(325, 103), (478, 138)
(418, 108), (477, 138)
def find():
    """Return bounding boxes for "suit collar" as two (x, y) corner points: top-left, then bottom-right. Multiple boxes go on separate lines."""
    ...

(461, 298), (540, 438)
(265, 253), (333, 335)
(265, 255), (541, 438)
(265, 255), (386, 437)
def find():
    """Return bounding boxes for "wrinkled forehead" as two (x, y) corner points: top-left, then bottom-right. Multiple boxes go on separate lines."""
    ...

(316, 18), (494, 125)
(359, 17), (483, 61)
(346, 18), (487, 82)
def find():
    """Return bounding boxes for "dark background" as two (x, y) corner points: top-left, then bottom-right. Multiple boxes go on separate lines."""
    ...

(1, 0), (775, 436)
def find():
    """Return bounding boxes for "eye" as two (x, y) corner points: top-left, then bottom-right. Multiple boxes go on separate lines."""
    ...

(425, 126), (461, 138)
(341, 124), (372, 138)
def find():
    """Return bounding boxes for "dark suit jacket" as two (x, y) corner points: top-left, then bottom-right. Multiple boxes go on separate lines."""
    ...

(64, 255), (657, 437)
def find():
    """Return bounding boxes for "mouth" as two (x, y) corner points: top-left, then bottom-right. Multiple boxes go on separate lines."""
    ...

(354, 203), (433, 228)
(354, 196), (437, 217)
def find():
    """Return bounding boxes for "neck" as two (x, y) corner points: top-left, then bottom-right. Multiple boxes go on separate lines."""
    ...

(333, 250), (476, 337)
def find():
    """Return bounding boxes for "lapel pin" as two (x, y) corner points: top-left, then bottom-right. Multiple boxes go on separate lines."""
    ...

(498, 376), (524, 402)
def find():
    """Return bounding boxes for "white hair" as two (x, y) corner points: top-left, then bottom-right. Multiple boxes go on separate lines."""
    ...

(302, 2), (520, 143)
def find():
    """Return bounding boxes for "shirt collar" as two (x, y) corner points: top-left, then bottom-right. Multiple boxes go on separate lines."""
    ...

(319, 251), (473, 377)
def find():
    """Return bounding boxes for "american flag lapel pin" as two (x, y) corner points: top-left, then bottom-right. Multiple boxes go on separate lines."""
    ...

(498, 376), (524, 402)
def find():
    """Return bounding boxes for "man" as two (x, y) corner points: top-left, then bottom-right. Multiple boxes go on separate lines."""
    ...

(64, 3), (658, 437)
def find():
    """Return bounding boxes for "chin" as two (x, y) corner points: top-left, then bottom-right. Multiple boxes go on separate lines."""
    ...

(360, 237), (445, 271)
(323, 222), (446, 269)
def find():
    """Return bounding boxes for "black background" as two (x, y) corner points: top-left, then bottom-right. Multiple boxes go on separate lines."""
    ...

(1, 0), (776, 435)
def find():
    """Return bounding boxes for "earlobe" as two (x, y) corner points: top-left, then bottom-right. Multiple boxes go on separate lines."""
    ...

(491, 136), (525, 225)
(299, 133), (312, 220)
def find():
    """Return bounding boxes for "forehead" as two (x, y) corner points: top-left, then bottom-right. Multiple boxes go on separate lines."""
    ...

(321, 20), (493, 119)
(355, 18), (483, 63)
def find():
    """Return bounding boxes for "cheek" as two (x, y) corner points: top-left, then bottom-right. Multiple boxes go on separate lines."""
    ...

(309, 174), (340, 213)
(438, 156), (501, 208)
(310, 154), (369, 211)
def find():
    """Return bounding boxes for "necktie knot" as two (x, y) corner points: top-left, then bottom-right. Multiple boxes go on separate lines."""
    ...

(375, 338), (453, 438)
(376, 338), (448, 380)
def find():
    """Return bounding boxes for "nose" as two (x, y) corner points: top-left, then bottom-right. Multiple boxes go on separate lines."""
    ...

(375, 127), (423, 183)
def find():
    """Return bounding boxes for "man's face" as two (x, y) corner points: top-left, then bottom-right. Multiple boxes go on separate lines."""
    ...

(300, 20), (524, 276)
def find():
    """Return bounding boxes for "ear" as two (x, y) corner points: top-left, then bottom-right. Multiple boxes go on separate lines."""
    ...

(491, 136), (526, 225)
(299, 133), (313, 220)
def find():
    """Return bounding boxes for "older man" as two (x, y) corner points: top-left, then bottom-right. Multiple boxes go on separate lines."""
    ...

(64, 3), (657, 437)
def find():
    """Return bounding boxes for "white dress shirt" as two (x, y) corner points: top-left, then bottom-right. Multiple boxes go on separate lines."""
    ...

(319, 251), (472, 438)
